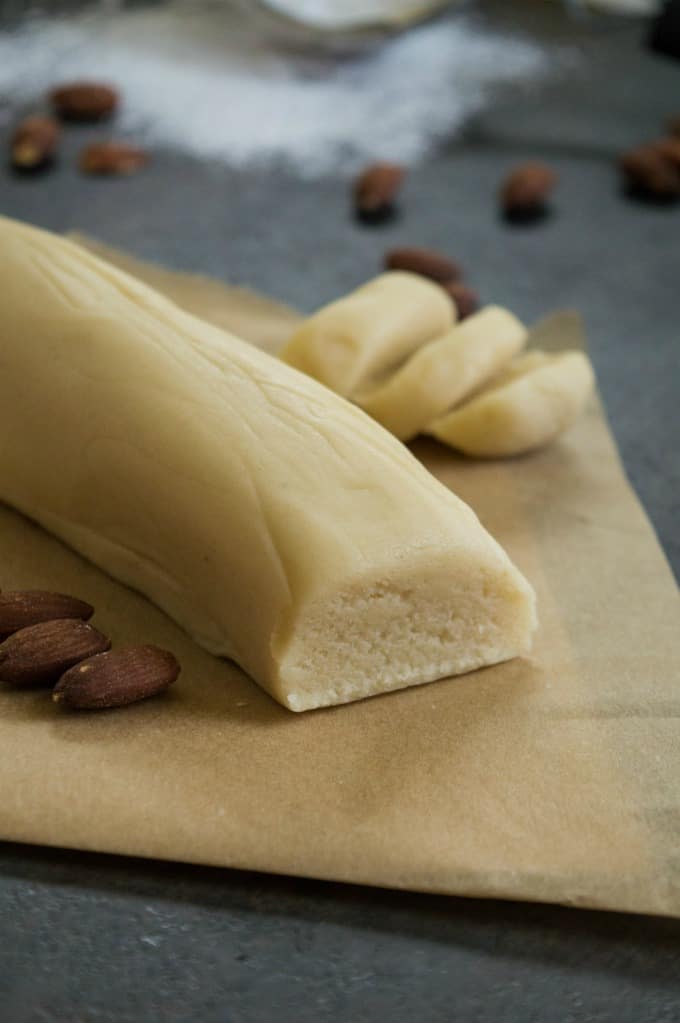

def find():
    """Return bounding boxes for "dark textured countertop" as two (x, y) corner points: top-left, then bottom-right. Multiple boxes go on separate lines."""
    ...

(1, 3), (679, 1021)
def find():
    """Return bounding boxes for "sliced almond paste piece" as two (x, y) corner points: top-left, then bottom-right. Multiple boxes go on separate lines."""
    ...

(427, 350), (595, 458)
(356, 306), (527, 441)
(279, 271), (454, 398)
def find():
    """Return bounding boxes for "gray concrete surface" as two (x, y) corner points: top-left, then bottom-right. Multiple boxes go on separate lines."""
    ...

(0, 2), (678, 1020)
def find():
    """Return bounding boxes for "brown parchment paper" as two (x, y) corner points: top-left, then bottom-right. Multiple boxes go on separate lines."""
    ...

(1, 240), (679, 917)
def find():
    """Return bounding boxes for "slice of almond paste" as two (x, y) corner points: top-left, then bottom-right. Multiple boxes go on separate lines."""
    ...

(0, 216), (536, 711)
(428, 350), (595, 458)
(356, 307), (527, 441)
(279, 271), (455, 398)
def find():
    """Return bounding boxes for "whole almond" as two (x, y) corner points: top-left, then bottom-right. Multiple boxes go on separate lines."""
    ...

(354, 162), (405, 224)
(654, 137), (680, 168)
(54, 645), (180, 710)
(619, 145), (680, 200)
(79, 141), (148, 176)
(0, 590), (94, 640)
(441, 280), (479, 320)
(10, 116), (61, 172)
(667, 116), (680, 139)
(385, 246), (462, 283)
(0, 619), (111, 688)
(500, 162), (557, 222)
(50, 81), (119, 122)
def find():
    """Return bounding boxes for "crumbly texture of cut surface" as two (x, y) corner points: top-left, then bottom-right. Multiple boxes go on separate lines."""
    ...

(277, 556), (536, 711)
(356, 306), (527, 441)
(428, 350), (595, 458)
(279, 271), (454, 398)
(0, 215), (536, 710)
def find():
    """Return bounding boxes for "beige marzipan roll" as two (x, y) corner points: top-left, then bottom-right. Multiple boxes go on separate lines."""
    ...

(356, 306), (527, 442)
(428, 350), (595, 458)
(279, 271), (454, 397)
(0, 216), (536, 712)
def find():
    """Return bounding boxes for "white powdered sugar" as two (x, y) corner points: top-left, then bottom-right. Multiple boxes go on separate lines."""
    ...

(0, 1), (548, 176)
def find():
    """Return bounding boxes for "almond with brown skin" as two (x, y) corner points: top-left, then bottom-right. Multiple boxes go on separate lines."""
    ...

(10, 116), (61, 172)
(54, 645), (180, 710)
(384, 246), (462, 283)
(500, 162), (557, 222)
(79, 141), (149, 176)
(354, 162), (405, 224)
(619, 145), (680, 200)
(441, 280), (479, 321)
(654, 137), (680, 168)
(50, 82), (119, 122)
(0, 619), (111, 688)
(0, 590), (94, 640)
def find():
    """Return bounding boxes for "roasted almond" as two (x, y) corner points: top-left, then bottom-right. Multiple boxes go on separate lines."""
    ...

(50, 81), (119, 122)
(667, 115), (680, 139)
(354, 162), (405, 224)
(619, 145), (680, 200)
(441, 281), (479, 321)
(0, 590), (94, 640)
(54, 645), (180, 710)
(0, 619), (111, 688)
(654, 137), (680, 168)
(79, 141), (149, 176)
(500, 162), (557, 222)
(384, 246), (461, 283)
(10, 116), (61, 172)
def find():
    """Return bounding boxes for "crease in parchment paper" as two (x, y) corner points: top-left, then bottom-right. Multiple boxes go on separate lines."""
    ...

(0, 236), (677, 918)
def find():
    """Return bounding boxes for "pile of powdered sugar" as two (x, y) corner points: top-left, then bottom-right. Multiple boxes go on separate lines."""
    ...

(0, 1), (549, 176)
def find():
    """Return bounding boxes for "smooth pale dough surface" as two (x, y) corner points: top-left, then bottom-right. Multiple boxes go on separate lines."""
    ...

(428, 350), (595, 458)
(68, 232), (302, 356)
(356, 306), (527, 441)
(279, 271), (454, 397)
(0, 216), (536, 711)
